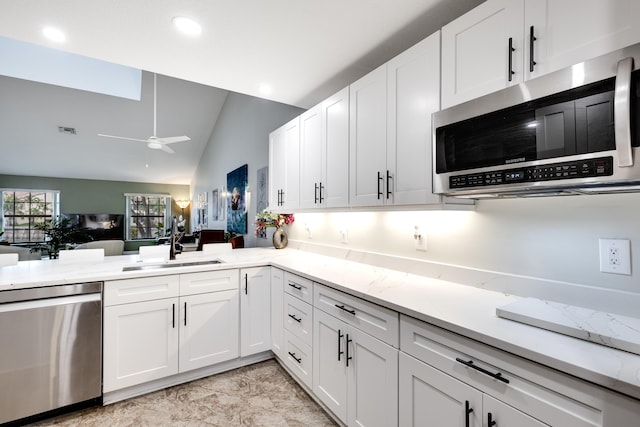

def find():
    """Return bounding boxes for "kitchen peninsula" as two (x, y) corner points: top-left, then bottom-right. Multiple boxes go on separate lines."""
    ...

(1, 247), (638, 426)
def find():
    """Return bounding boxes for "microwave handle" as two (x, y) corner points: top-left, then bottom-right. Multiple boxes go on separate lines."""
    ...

(614, 56), (634, 167)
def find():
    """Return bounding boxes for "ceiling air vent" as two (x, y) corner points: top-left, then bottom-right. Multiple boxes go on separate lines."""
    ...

(58, 126), (77, 135)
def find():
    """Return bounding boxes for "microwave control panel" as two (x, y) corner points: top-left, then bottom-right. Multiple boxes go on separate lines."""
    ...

(449, 157), (613, 189)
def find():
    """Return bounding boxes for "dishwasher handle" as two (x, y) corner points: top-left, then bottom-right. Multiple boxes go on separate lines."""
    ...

(0, 293), (101, 314)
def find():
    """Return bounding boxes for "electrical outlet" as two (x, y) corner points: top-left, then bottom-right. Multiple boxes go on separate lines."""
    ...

(599, 238), (631, 275)
(339, 228), (349, 244)
(414, 226), (427, 251)
(304, 223), (312, 239)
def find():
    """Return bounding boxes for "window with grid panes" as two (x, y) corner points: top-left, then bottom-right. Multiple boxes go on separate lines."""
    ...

(125, 194), (171, 240)
(1, 190), (60, 244)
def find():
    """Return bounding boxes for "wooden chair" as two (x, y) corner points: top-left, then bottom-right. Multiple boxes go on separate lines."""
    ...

(196, 229), (225, 251)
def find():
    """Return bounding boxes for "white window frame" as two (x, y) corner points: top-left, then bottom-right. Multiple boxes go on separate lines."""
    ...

(1, 189), (60, 244)
(125, 193), (171, 240)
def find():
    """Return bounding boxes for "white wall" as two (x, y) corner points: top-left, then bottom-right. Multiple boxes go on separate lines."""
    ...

(191, 92), (303, 247)
(287, 193), (640, 294)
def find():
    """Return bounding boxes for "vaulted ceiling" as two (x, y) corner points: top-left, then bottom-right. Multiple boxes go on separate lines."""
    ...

(0, 0), (484, 184)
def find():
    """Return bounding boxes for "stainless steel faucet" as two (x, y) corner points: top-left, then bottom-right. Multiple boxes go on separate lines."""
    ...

(169, 215), (177, 260)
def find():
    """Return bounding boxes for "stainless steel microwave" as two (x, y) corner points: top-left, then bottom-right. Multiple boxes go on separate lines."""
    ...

(433, 43), (640, 198)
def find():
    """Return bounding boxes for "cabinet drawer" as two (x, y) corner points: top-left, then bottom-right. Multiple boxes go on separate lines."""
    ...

(284, 271), (313, 304)
(283, 330), (312, 389)
(400, 315), (603, 427)
(284, 293), (313, 347)
(104, 275), (180, 306)
(314, 284), (398, 347)
(179, 269), (239, 296)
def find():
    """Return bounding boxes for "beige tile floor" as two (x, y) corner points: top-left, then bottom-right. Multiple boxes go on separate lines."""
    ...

(29, 359), (337, 427)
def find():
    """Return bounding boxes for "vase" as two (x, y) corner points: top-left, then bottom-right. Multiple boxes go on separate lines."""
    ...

(272, 227), (288, 249)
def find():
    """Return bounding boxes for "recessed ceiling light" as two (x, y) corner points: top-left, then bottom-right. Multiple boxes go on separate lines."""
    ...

(42, 26), (66, 43)
(172, 16), (202, 36)
(259, 84), (272, 95)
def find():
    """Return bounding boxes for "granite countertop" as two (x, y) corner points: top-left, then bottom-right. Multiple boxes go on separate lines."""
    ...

(1, 247), (639, 401)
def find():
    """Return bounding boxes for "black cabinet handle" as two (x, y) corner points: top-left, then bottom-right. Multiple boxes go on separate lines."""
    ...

(508, 37), (515, 82)
(319, 182), (324, 203)
(288, 282), (302, 290)
(456, 358), (510, 384)
(244, 273), (248, 295)
(346, 334), (353, 367)
(386, 170), (392, 199)
(337, 329), (344, 361)
(184, 302), (187, 326)
(529, 25), (537, 72)
(172, 303), (175, 328)
(288, 351), (302, 364)
(288, 313), (302, 323)
(377, 171), (383, 199)
(314, 183), (319, 204)
(465, 400), (474, 427)
(335, 304), (356, 315)
(488, 412), (497, 426)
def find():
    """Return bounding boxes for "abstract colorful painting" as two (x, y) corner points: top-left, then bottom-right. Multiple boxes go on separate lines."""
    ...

(226, 164), (248, 234)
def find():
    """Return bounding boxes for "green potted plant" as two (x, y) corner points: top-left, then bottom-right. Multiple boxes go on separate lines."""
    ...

(33, 217), (81, 259)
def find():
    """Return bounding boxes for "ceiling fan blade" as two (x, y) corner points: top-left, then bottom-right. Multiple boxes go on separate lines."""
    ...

(157, 136), (191, 144)
(97, 134), (148, 143)
(159, 144), (175, 154)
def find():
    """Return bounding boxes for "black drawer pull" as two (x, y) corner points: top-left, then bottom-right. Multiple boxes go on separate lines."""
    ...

(508, 37), (515, 82)
(335, 304), (356, 315)
(465, 400), (474, 427)
(488, 412), (497, 427)
(456, 358), (510, 384)
(288, 313), (302, 323)
(288, 282), (302, 290)
(288, 351), (302, 364)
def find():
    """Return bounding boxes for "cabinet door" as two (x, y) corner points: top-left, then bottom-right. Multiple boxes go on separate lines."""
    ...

(103, 298), (179, 392)
(347, 326), (399, 427)
(269, 126), (286, 209)
(484, 394), (548, 427)
(399, 352), (482, 427)
(387, 31), (441, 206)
(269, 117), (300, 211)
(349, 64), (388, 206)
(313, 308), (348, 424)
(240, 267), (271, 356)
(441, 0), (524, 108)
(270, 267), (285, 358)
(525, 0), (640, 80)
(322, 86), (350, 208)
(300, 104), (323, 208)
(179, 290), (240, 372)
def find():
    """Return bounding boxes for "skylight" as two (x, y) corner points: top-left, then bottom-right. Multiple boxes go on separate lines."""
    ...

(0, 36), (142, 100)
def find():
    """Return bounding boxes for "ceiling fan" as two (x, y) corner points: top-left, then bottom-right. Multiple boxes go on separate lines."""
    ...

(98, 73), (190, 154)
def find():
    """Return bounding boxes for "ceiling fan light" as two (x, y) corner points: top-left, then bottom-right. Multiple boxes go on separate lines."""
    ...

(147, 141), (163, 150)
(172, 16), (202, 36)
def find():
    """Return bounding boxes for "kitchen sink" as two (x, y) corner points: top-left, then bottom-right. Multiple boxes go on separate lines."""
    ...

(123, 259), (223, 271)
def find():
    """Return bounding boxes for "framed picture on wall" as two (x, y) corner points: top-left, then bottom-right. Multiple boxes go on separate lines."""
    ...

(211, 189), (219, 221)
(226, 164), (248, 234)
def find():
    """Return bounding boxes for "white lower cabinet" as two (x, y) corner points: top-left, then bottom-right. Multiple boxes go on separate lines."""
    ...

(313, 307), (398, 427)
(179, 290), (239, 372)
(399, 352), (544, 427)
(103, 271), (240, 393)
(240, 267), (271, 356)
(103, 297), (179, 392)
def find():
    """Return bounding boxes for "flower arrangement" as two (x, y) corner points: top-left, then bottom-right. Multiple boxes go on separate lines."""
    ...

(254, 210), (295, 236)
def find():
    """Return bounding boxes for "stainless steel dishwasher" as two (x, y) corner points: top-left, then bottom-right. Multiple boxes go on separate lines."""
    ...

(0, 282), (102, 425)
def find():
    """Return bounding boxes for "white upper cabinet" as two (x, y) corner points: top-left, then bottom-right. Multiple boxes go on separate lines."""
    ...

(441, 0), (525, 109)
(269, 117), (300, 211)
(387, 31), (442, 205)
(442, 0), (640, 108)
(524, 0), (640, 80)
(350, 31), (453, 207)
(349, 64), (388, 207)
(300, 87), (350, 209)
